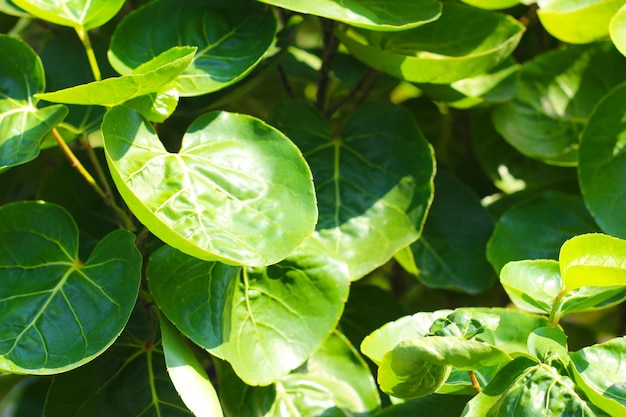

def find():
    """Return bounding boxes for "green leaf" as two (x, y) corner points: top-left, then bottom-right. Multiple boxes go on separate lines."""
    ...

(460, 0), (520, 9)
(0, 34), (67, 169)
(103, 106), (317, 267)
(160, 315), (223, 417)
(0, 201), (141, 374)
(373, 394), (471, 417)
(559, 233), (626, 290)
(148, 244), (349, 386)
(569, 337), (626, 416)
(270, 101), (435, 281)
(500, 259), (563, 314)
(12, 0), (124, 30)
(258, 0), (442, 31)
(462, 357), (610, 417)
(379, 336), (510, 399)
(487, 191), (600, 273)
(610, 4), (626, 55)
(493, 42), (626, 166)
(579, 82), (626, 239)
(400, 170), (495, 294)
(44, 309), (195, 416)
(336, 2), (524, 84)
(0, 0), (28, 17)
(537, 0), (625, 44)
(108, 0), (276, 96)
(527, 326), (569, 365)
(36, 46), (195, 107)
(121, 87), (179, 123)
(429, 310), (500, 339)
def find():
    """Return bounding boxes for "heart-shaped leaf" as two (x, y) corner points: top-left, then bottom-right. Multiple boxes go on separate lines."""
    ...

(44, 309), (195, 416)
(12, 0), (124, 30)
(336, 2), (524, 84)
(493, 42), (626, 166)
(258, 0), (441, 31)
(270, 100), (435, 280)
(579, 82), (626, 239)
(0, 201), (141, 374)
(148, 244), (349, 386)
(537, 0), (625, 44)
(0, 35), (67, 169)
(102, 106), (316, 267)
(108, 0), (276, 96)
(37, 46), (195, 107)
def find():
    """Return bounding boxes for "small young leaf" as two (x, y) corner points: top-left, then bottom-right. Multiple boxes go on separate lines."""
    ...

(527, 326), (569, 365)
(103, 106), (317, 267)
(559, 233), (626, 290)
(122, 88), (179, 123)
(258, 0), (442, 31)
(569, 337), (626, 416)
(12, 0), (124, 30)
(0, 201), (141, 374)
(337, 2), (524, 84)
(429, 310), (500, 339)
(460, 0), (520, 9)
(500, 259), (563, 315)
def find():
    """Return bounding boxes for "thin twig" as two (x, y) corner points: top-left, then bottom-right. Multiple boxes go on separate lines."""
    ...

(75, 26), (101, 81)
(354, 70), (381, 108)
(325, 67), (374, 118)
(316, 19), (340, 111)
(277, 64), (295, 99)
(469, 371), (482, 393)
(78, 135), (113, 197)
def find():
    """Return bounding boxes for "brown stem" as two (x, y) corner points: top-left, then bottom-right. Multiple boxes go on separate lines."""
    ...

(325, 67), (374, 118)
(277, 64), (295, 99)
(469, 371), (482, 393)
(316, 19), (340, 111)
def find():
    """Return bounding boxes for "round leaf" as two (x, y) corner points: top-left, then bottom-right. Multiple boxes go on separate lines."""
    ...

(270, 101), (435, 280)
(148, 244), (349, 386)
(108, 0), (276, 96)
(258, 0), (441, 31)
(103, 106), (316, 267)
(537, 0), (625, 44)
(579, 82), (626, 239)
(500, 259), (563, 315)
(336, 2), (524, 84)
(12, 0), (124, 30)
(0, 201), (141, 374)
(493, 42), (626, 166)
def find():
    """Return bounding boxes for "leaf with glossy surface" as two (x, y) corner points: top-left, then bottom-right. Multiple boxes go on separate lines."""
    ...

(12, 0), (124, 29)
(579, 82), (626, 239)
(487, 192), (599, 273)
(37, 47), (195, 107)
(610, 4), (626, 55)
(493, 42), (626, 166)
(527, 326), (569, 365)
(500, 259), (562, 314)
(103, 106), (316, 267)
(270, 101), (435, 280)
(337, 2), (524, 84)
(560, 233), (626, 290)
(460, 0), (520, 9)
(108, 0), (276, 96)
(569, 337), (626, 416)
(0, 35), (67, 169)
(400, 170), (494, 294)
(148, 244), (349, 386)
(429, 310), (500, 339)
(537, 0), (625, 44)
(44, 310), (194, 416)
(258, 0), (441, 31)
(161, 316), (223, 417)
(122, 88), (179, 123)
(0, 201), (141, 374)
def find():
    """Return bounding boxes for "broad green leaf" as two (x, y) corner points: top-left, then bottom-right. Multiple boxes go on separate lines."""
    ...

(493, 42), (626, 166)
(336, 2), (524, 84)
(258, 0), (441, 31)
(460, 0), (520, 9)
(429, 310), (500, 339)
(500, 259), (563, 314)
(122, 87), (179, 123)
(160, 315), (223, 417)
(373, 394), (471, 417)
(103, 106), (316, 267)
(579, 82), (626, 239)
(537, 0), (625, 44)
(148, 244), (349, 386)
(379, 336), (510, 399)
(12, 0), (124, 29)
(108, 0), (276, 96)
(270, 101), (435, 281)
(610, 4), (626, 55)
(560, 233), (626, 290)
(527, 326), (569, 365)
(0, 34), (67, 169)
(487, 192), (599, 273)
(399, 170), (495, 294)
(44, 309), (194, 416)
(0, 201), (141, 374)
(36, 46), (195, 107)
(570, 337), (626, 416)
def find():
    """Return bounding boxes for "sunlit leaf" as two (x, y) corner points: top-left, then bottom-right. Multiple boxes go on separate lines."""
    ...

(0, 201), (141, 374)
(258, 0), (441, 31)
(270, 100), (435, 280)
(12, 0), (124, 29)
(108, 0), (276, 96)
(103, 106), (317, 267)
(337, 2), (524, 84)
(460, 0), (520, 9)
(527, 326), (568, 365)
(610, 4), (626, 55)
